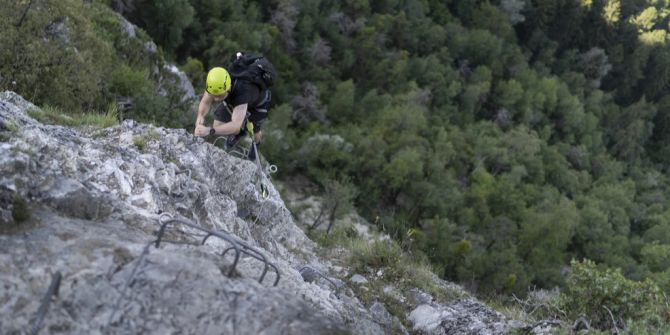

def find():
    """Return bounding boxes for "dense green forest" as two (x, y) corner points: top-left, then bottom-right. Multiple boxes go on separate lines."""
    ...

(4, 0), (670, 331)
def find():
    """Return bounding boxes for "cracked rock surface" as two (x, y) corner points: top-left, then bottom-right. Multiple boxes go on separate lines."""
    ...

(0, 91), (527, 334)
(0, 91), (381, 334)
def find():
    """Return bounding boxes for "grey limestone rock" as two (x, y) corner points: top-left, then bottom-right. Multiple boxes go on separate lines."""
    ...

(0, 91), (381, 335)
(408, 299), (509, 335)
(0, 91), (527, 335)
(351, 274), (369, 284)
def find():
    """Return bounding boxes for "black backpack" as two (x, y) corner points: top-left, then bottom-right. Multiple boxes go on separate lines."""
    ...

(227, 53), (277, 91)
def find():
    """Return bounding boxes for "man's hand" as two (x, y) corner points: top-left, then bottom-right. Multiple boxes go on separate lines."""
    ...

(194, 124), (211, 137)
(195, 117), (204, 126)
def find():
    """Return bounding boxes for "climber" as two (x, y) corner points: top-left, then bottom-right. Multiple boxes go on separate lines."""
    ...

(194, 53), (275, 160)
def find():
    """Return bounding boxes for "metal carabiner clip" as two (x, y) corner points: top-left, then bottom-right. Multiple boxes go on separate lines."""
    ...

(266, 164), (278, 175)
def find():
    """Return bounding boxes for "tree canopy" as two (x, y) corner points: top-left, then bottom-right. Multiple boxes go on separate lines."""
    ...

(5, 1), (670, 324)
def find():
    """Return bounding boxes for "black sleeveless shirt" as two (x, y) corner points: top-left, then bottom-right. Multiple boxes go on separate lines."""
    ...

(224, 79), (262, 111)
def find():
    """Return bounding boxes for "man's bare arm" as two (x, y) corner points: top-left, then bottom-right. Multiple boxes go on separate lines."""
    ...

(210, 103), (247, 136)
(194, 92), (227, 137)
(195, 92), (214, 126)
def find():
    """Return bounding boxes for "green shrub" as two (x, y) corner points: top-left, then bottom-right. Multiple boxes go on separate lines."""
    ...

(395, 256), (454, 299)
(180, 57), (205, 91)
(650, 268), (670, 295)
(12, 194), (30, 223)
(130, 90), (170, 125)
(561, 259), (669, 331)
(308, 225), (358, 248)
(133, 135), (146, 151)
(0, 0), (116, 112)
(641, 243), (670, 272)
(295, 133), (354, 181)
(110, 65), (151, 97)
(624, 319), (670, 335)
(109, 65), (178, 127)
(349, 239), (402, 272)
(5, 120), (19, 133)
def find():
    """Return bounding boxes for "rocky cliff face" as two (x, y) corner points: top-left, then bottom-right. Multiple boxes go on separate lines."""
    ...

(0, 92), (522, 334)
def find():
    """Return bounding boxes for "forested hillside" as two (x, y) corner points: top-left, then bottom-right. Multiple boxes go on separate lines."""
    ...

(4, 0), (670, 331)
(0, 0), (194, 127)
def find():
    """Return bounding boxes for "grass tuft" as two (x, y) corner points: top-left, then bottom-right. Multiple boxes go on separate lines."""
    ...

(28, 103), (118, 128)
(349, 238), (402, 272)
(5, 120), (20, 133)
(308, 225), (358, 248)
(12, 194), (30, 223)
(133, 135), (146, 152)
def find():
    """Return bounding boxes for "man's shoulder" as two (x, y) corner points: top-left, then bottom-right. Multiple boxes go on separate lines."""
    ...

(229, 79), (261, 106)
(233, 79), (261, 95)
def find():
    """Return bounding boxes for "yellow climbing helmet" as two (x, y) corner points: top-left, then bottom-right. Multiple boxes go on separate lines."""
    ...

(206, 67), (231, 95)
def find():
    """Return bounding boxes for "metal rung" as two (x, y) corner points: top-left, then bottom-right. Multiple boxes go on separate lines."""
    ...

(212, 136), (227, 148)
(108, 240), (154, 327)
(30, 272), (62, 335)
(299, 266), (341, 296)
(158, 214), (280, 286)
